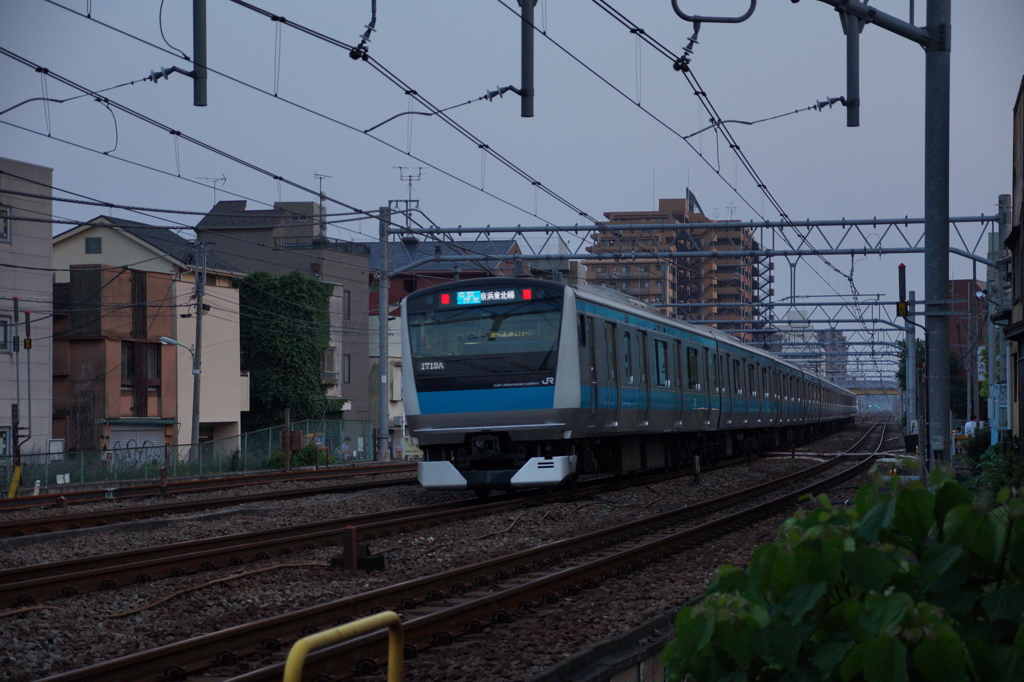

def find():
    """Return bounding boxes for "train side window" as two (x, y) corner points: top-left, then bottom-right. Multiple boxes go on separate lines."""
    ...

(578, 314), (586, 347)
(604, 323), (617, 381)
(761, 367), (768, 398)
(687, 348), (700, 390)
(733, 358), (742, 394)
(748, 364), (756, 396)
(623, 331), (633, 383)
(654, 338), (669, 387)
(637, 332), (648, 385)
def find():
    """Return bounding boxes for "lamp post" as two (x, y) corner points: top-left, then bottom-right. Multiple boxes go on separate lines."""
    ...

(160, 336), (200, 460)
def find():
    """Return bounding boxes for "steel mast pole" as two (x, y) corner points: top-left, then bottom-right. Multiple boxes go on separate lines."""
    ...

(924, 0), (951, 467)
(377, 206), (392, 461)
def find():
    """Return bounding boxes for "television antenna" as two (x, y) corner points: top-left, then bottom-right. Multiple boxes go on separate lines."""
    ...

(196, 174), (226, 204)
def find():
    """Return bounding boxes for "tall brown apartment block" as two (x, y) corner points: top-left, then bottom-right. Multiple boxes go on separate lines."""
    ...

(583, 196), (761, 339)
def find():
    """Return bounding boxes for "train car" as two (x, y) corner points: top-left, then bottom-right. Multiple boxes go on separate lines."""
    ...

(402, 277), (857, 494)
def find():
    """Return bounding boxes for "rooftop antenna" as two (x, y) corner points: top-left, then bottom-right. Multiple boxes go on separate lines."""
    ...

(314, 171), (332, 234)
(196, 174), (226, 204)
(393, 166), (424, 229)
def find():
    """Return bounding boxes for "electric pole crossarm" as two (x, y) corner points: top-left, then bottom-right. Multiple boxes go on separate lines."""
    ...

(813, 0), (933, 47)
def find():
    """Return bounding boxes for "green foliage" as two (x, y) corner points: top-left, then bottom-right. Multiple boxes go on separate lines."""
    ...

(236, 270), (335, 431)
(664, 471), (1024, 682)
(261, 443), (332, 469)
(970, 437), (1024, 504)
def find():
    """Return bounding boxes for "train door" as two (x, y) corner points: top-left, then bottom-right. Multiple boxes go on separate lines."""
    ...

(583, 315), (598, 420)
(620, 329), (638, 431)
(708, 348), (724, 428)
(760, 365), (770, 426)
(722, 353), (734, 426)
(637, 331), (650, 427)
(602, 321), (619, 428)
(674, 340), (685, 427)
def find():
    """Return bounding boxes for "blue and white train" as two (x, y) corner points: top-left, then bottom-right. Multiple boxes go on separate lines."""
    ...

(402, 277), (857, 494)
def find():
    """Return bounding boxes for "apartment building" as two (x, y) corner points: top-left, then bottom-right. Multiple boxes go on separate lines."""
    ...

(196, 201), (371, 420)
(0, 157), (54, 464)
(52, 217), (249, 449)
(584, 194), (765, 340)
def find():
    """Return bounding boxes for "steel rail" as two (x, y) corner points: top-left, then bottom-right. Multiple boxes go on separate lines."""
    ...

(0, 470), (417, 537)
(0, 463), (417, 514)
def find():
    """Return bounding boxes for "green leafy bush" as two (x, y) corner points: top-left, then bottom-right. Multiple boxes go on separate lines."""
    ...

(971, 436), (1024, 504)
(261, 443), (332, 469)
(664, 471), (1024, 681)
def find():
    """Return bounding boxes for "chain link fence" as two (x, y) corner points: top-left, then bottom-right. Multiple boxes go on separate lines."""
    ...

(1, 419), (375, 491)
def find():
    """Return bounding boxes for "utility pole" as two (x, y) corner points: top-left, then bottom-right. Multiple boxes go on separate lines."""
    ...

(520, 0), (535, 117)
(190, 242), (206, 461)
(11, 296), (19, 469)
(922, 0), (952, 467)
(192, 0), (207, 106)
(377, 206), (392, 461)
(907, 291), (917, 433)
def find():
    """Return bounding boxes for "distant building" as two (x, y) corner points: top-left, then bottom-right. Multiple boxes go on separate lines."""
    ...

(774, 310), (825, 374)
(583, 194), (767, 340)
(52, 217), (249, 451)
(196, 201), (371, 420)
(816, 327), (849, 382)
(0, 157), (54, 464)
(948, 278), (987, 419)
(1005, 75), (1024, 445)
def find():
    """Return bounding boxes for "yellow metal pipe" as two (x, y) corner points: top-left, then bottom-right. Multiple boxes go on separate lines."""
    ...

(282, 610), (404, 682)
(7, 466), (22, 499)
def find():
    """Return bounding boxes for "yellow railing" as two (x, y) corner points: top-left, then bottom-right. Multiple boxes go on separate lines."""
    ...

(283, 611), (404, 682)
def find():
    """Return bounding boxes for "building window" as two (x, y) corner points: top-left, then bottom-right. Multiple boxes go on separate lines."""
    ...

(0, 316), (11, 353)
(0, 427), (9, 458)
(596, 266), (606, 274)
(323, 346), (335, 371)
(343, 289), (352, 321)
(85, 237), (102, 254)
(147, 344), (161, 386)
(0, 205), (9, 241)
(343, 354), (351, 384)
(403, 279), (417, 293)
(121, 343), (134, 388)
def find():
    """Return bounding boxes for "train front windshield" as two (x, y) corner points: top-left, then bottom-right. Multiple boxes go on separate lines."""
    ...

(407, 285), (562, 392)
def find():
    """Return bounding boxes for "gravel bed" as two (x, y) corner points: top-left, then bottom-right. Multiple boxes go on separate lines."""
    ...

(0, 456), (857, 682)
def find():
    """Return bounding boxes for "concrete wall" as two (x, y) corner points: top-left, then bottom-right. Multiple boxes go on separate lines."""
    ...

(0, 157), (53, 463)
(171, 279), (245, 445)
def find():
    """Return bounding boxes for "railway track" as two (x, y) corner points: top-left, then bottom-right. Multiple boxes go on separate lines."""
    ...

(0, 465), (418, 537)
(0, 460), (746, 608)
(0, 462), (418, 513)
(28, 453), (874, 682)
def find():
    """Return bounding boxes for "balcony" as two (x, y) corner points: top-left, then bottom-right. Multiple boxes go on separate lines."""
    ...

(273, 236), (371, 256)
(321, 371), (340, 386)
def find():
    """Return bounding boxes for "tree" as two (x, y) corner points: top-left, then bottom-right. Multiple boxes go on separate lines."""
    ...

(236, 270), (334, 431)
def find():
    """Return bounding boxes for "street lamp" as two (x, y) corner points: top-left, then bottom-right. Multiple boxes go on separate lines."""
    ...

(160, 336), (201, 460)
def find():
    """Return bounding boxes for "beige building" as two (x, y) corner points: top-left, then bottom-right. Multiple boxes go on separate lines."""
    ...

(584, 195), (762, 339)
(52, 217), (249, 449)
(0, 157), (54, 465)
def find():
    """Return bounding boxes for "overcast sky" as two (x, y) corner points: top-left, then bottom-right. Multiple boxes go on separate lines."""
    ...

(2, 0), (1022, 356)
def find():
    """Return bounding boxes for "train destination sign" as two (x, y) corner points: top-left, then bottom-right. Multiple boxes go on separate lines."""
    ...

(439, 288), (534, 306)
